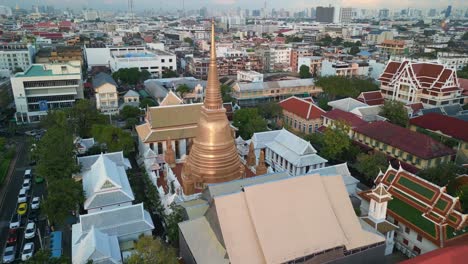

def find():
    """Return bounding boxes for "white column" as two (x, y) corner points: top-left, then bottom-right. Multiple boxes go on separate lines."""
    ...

(179, 139), (186, 157)
(162, 141), (167, 152)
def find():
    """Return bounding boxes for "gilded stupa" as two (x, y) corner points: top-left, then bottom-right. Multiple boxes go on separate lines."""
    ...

(181, 20), (244, 195)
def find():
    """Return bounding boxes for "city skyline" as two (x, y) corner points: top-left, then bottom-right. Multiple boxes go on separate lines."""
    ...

(1, 0), (467, 11)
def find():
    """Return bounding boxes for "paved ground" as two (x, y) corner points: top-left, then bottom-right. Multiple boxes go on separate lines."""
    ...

(0, 136), (47, 262)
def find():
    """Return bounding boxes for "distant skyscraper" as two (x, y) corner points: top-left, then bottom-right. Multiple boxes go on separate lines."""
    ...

(316, 6), (334, 23)
(199, 6), (207, 18)
(428, 9), (436, 17)
(445, 5), (452, 18)
(252, 9), (260, 17)
(310, 7), (316, 18)
(379, 8), (389, 18)
(339, 7), (353, 24)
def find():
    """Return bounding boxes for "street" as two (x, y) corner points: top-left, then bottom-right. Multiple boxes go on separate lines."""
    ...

(0, 136), (47, 263)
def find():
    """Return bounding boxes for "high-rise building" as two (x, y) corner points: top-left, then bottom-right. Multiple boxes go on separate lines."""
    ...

(316, 6), (335, 23)
(310, 7), (316, 18)
(445, 5), (452, 18)
(181, 21), (244, 195)
(339, 7), (353, 24)
(379, 8), (389, 18)
(428, 9), (436, 17)
(199, 7), (207, 17)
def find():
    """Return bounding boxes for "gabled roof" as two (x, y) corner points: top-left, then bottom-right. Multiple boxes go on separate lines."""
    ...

(410, 113), (468, 142)
(308, 163), (360, 188)
(92, 72), (117, 89)
(159, 90), (183, 106)
(354, 121), (455, 159)
(252, 129), (327, 167)
(146, 103), (202, 129)
(72, 227), (121, 264)
(78, 151), (131, 171)
(359, 166), (468, 247)
(72, 203), (154, 245)
(279, 96), (325, 120)
(322, 109), (367, 128)
(123, 90), (139, 98)
(379, 60), (460, 92)
(211, 174), (384, 263)
(82, 154), (134, 210)
(357, 91), (384, 106)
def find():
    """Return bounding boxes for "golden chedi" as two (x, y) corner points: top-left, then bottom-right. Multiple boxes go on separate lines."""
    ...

(181, 20), (244, 195)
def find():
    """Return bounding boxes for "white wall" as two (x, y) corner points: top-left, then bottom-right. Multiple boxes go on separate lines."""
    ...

(84, 47), (111, 69)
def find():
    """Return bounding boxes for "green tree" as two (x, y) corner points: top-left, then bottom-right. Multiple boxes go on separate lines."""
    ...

(318, 35), (333, 46)
(112, 68), (149, 85)
(35, 125), (79, 182)
(68, 100), (107, 138)
(24, 249), (70, 263)
(220, 84), (234, 103)
(162, 69), (178, 78)
(13, 67), (23, 73)
(140, 98), (157, 108)
(140, 70), (151, 82)
(125, 236), (178, 264)
(164, 204), (184, 246)
(91, 124), (134, 155)
(126, 117), (139, 129)
(233, 108), (268, 139)
(457, 185), (468, 213)
(463, 32), (468, 41)
(257, 102), (283, 121)
(183, 37), (194, 45)
(418, 162), (467, 187)
(176, 84), (191, 98)
(355, 152), (388, 181)
(121, 105), (141, 120)
(315, 76), (379, 100)
(457, 64), (468, 79)
(299, 65), (312, 79)
(332, 37), (343, 46)
(321, 121), (351, 161)
(349, 46), (360, 55)
(43, 178), (84, 225)
(379, 100), (409, 127)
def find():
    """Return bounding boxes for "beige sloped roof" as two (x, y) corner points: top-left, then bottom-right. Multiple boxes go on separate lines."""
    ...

(178, 217), (229, 264)
(213, 174), (384, 264)
(147, 103), (202, 128)
(160, 91), (183, 106)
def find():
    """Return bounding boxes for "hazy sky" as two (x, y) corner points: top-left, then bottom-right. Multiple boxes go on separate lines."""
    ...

(1, 0), (467, 11)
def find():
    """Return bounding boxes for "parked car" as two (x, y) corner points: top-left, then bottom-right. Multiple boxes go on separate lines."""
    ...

(24, 130), (37, 136)
(24, 169), (32, 180)
(24, 221), (36, 239)
(17, 203), (27, 215)
(22, 179), (31, 191)
(9, 213), (20, 229)
(2, 245), (15, 263)
(31, 197), (40, 210)
(6, 229), (17, 244)
(21, 242), (34, 261)
(17, 188), (27, 203)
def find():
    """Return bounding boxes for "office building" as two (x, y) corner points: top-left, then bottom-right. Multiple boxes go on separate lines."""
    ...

(11, 61), (84, 123)
(316, 6), (335, 23)
(0, 44), (35, 73)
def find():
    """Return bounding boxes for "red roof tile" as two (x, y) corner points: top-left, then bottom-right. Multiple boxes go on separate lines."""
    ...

(322, 109), (367, 128)
(354, 121), (456, 159)
(357, 91), (385, 106)
(279, 96), (325, 120)
(458, 78), (468, 95)
(410, 113), (468, 142)
(407, 103), (424, 114)
(399, 245), (468, 264)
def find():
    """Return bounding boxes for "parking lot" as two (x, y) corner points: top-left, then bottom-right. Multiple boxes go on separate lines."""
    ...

(0, 137), (48, 263)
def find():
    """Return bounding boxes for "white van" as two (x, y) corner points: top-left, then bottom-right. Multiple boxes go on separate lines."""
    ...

(17, 188), (27, 203)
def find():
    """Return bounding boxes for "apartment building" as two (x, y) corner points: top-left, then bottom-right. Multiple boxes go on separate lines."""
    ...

(237, 70), (263, 83)
(232, 79), (321, 107)
(35, 46), (83, 64)
(437, 52), (468, 71)
(12, 61), (84, 123)
(379, 60), (465, 108)
(0, 44), (35, 74)
(279, 96), (325, 134)
(378, 40), (407, 56)
(109, 47), (176, 78)
(93, 72), (118, 114)
(352, 121), (455, 172)
(297, 56), (323, 76)
(321, 60), (369, 77)
(187, 56), (263, 79)
(290, 49), (312, 72)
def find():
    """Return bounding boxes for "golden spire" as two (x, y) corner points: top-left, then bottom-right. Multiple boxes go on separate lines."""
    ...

(181, 19), (243, 195)
(246, 142), (256, 167)
(255, 150), (267, 176)
(204, 19), (223, 110)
